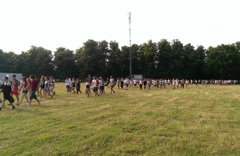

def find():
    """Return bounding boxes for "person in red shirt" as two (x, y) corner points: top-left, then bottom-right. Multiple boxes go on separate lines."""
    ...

(27, 75), (41, 107)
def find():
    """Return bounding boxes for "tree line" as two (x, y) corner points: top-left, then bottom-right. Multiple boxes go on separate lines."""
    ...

(0, 39), (240, 80)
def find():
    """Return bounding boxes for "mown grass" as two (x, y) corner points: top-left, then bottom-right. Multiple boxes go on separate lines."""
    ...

(0, 83), (240, 155)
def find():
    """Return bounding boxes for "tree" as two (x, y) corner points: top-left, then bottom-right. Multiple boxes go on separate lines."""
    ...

(76, 39), (106, 79)
(157, 39), (172, 78)
(169, 39), (184, 78)
(141, 40), (158, 78)
(1, 39), (240, 80)
(106, 41), (121, 78)
(23, 46), (54, 78)
(54, 47), (77, 79)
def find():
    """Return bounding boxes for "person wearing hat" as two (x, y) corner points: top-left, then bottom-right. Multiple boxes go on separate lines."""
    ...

(0, 75), (15, 111)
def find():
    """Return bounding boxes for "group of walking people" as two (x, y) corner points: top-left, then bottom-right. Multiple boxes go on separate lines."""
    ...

(0, 75), (56, 111)
(115, 78), (239, 90)
(1, 73), (239, 111)
(66, 75), (116, 97)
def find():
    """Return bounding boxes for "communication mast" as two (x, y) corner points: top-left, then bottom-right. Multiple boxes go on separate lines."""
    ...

(128, 12), (132, 78)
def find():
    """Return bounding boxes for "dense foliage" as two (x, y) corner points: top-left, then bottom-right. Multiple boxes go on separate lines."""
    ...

(0, 39), (240, 79)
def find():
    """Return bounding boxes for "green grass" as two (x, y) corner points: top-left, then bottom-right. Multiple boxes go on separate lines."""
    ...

(0, 83), (240, 155)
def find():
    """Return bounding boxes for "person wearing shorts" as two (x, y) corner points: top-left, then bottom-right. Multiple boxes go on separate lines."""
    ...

(17, 76), (30, 106)
(181, 79), (184, 88)
(39, 76), (45, 98)
(92, 76), (99, 96)
(12, 75), (19, 104)
(71, 78), (76, 94)
(116, 78), (120, 89)
(163, 80), (166, 89)
(130, 79), (133, 88)
(44, 77), (53, 98)
(152, 79), (156, 88)
(144, 79), (147, 89)
(172, 79), (175, 89)
(109, 76), (115, 94)
(120, 78), (124, 89)
(65, 78), (71, 94)
(147, 79), (151, 90)
(99, 77), (105, 94)
(76, 78), (81, 94)
(88, 74), (93, 86)
(85, 78), (90, 97)
(139, 79), (143, 90)
(27, 75), (41, 107)
(133, 79), (137, 88)
(0, 81), (2, 104)
(124, 78), (129, 90)
(50, 76), (56, 95)
(176, 79), (179, 89)
(160, 79), (163, 88)
(0, 75), (15, 111)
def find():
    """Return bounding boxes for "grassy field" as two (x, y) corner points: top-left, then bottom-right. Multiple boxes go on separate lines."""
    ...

(0, 83), (240, 155)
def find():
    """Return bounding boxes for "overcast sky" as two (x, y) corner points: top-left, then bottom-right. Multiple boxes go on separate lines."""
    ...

(0, 0), (239, 54)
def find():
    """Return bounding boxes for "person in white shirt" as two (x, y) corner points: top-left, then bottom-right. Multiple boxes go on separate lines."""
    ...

(139, 79), (143, 90)
(65, 78), (71, 94)
(130, 79), (133, 88)
(124, 77), (129, 90)
(176, 79), (179, 89)
(133, 79), (138, 88)
(109, 76), (115, 94)
(152, 79), (157, 88)
(91, 76), (100, 96)
(172, 79), (176, 89)
(147, 79), (151, 90)
(92, 78), (96, 88)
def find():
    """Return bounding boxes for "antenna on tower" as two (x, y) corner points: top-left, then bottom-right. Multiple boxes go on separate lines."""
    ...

(128, 12), (132, 78)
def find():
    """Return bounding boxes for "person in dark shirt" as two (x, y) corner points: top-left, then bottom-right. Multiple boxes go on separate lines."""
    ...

(0, 81), (2, 104)
(120, 78), (124, 89)
(0, 75), (15, 111)
(76, 78), (82, 94)
(144, 79), (147, 90)
(88, 74), (93, 85)
(27, 75), (41, 107)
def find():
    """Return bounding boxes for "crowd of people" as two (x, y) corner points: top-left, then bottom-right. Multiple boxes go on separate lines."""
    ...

(0, 75), (56, 111)
(64, 75), (239, 98)
(0, 73), (239, 111)
(65, 75), (116, 97)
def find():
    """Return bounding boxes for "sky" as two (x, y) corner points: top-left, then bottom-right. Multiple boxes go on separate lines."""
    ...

(0, 0), (240, 54)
